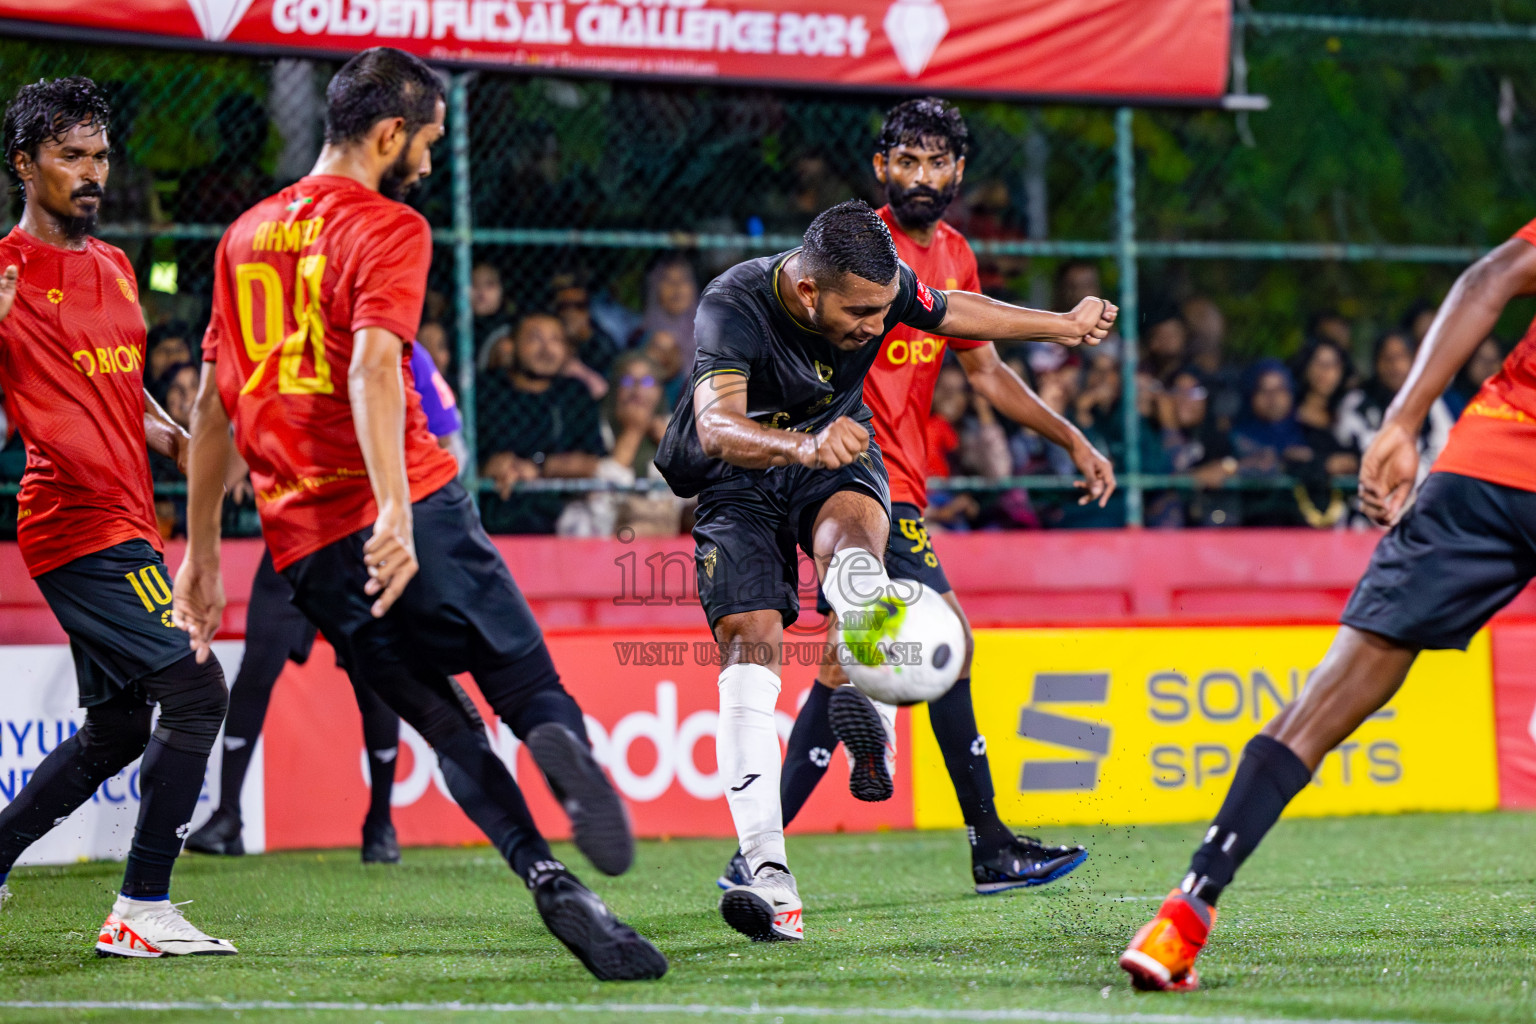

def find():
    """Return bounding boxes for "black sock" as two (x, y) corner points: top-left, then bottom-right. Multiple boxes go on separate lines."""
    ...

(1184, 734), (1313, 905)
(216, 654), (284, 816)
(356, 684), (400, 827)
(0, 694), (151, 876)
(927, 677), (1012, 856)
(780, 683), (837, 830)
(121, 738), (210, 899)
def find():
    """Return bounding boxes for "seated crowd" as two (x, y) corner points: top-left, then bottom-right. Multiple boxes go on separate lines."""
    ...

(0, 257), (1509, 538)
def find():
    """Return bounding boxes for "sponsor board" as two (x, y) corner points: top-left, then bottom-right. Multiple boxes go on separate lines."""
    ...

(0, 1), (1230, 102)
(912, 627), (1499, 829)
(0, 643), (260, 865)
(261, 631), (911, 850)
(1490, 622), (1536, 807)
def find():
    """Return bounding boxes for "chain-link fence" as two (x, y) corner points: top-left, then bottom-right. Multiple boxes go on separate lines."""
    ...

(0, 5), (1532, 535)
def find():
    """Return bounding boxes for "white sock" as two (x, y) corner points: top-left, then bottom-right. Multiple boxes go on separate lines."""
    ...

(717, 663), (786, 873)
(822, 547), (894, 620)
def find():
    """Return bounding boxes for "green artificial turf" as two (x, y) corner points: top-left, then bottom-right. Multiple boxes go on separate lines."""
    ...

(1, 812), (1534, 1023)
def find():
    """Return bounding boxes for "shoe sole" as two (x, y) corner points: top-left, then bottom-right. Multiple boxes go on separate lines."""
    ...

(828, 688), (893, 803)
(1119, 948), (1198, 991)
(719, 889), (801, 942)
(539, 897), (668, 981)
(527, 724), (634, 876)
(95, 943), (236, 958)
(974, 848), (1088, 895)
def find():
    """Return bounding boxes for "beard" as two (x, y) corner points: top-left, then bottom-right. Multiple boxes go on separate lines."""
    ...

(58, 184), (103, 240)
(886, 177), (957, 229)
(378, 148), (420, 202)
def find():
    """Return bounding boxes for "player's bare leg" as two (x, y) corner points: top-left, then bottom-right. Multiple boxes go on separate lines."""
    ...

(1122, 625), (1418, 991)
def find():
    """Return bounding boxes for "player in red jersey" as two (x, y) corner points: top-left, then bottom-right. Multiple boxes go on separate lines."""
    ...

(715, 99), (1115, 896)
(1121, 219), (1536, 990)
(172, 48), (664, 980)
(0, 77), (235, 957)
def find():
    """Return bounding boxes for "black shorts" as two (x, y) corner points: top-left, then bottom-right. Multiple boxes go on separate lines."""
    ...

(815, 501), (952, 616)
(33, 539), (192, 707)
(249, 547), (319, 665)
(693, 447), (891, 630)
(280, 481), (545, 677)
(1342, 471), (1536, 651)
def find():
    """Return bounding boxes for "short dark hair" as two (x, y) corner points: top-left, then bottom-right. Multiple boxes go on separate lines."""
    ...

(800, 200), (899, 289)
(875, 97), (968, 160)
(324, 47), (444, 146)
(3, 77), (112, 190)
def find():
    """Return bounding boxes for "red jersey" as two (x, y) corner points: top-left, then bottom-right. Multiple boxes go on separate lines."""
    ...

(203, 175), (457, 571)
(865, 205), (987, 508)
(0, 227), (160, 577)
(1434, 217), (1536, 492)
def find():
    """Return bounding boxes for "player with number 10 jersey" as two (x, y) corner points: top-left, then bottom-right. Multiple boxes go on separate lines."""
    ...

(203, 176), (455, 572)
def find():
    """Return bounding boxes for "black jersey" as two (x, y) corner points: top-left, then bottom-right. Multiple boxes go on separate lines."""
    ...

(655, 250), (949, 497)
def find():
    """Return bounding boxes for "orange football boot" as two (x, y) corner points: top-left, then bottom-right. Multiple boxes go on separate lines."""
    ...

(1119, 889), (1215, 991)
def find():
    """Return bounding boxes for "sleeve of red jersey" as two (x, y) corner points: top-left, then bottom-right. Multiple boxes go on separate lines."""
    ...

(1515, 218), (1536, 248)
(351, 208), (433, 342)
(202, 230), (234, 364)
(945, 237), (990, 351)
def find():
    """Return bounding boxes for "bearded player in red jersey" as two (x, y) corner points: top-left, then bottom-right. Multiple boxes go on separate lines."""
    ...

(716, 98), (1116, 896)
(173, 48), (664, 980)
(1120, 225), (1536, 991)
(0, 78), (236, 957)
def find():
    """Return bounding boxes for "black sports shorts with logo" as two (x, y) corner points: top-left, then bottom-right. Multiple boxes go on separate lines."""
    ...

(280, 480), (545, 675)
(693, 446), (891, 630)
(1342, 471), (1536, 651)
(814, 501), (953, 616)
(33, 539), (194, 707)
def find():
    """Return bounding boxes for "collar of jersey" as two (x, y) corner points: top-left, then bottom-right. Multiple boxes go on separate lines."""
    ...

(772, 249), (823, 337)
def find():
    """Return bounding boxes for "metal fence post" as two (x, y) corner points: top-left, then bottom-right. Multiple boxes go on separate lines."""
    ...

(449, 71), (477, 493)
(1115, 106), (1142, 527)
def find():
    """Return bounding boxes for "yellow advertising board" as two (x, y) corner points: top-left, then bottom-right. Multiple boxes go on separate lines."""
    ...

(911, 626), (1498, 829)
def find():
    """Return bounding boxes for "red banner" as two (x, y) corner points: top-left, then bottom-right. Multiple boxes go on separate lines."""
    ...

(2, 0), (1230, 102)
(1492, 623), (1536, 808)
(260, 630), (913, 851)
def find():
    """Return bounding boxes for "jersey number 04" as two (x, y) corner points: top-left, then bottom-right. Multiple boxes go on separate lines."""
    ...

(234, 255), (334, 396)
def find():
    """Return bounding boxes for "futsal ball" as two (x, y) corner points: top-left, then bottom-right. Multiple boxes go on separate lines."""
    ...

(840, 580), (964, 706)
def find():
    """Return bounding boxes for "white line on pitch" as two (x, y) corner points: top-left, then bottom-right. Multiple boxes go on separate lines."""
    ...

(0, 1000), (1425, 1024)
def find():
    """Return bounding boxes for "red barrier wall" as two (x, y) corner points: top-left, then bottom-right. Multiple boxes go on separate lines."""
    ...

(9, 529), (1535, 640)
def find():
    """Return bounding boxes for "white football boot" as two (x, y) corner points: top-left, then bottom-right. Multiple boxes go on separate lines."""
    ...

(96, 896), (237, 957)
(720, 864), (803, 942)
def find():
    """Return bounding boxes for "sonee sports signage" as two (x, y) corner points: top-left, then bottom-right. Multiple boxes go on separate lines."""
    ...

(2, 0), (1231, 103)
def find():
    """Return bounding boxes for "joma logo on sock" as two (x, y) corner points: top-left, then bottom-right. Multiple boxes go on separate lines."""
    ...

(1017, 673), (1111, 792)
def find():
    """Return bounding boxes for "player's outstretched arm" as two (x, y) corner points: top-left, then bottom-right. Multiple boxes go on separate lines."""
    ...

(956, 344), (1116, 507)
(1361, 237), (1536, 525)
(351, 327), (419, 618)
(142, 387), (190, 472)
(936, 292), (1117, 348)
(172, 364), (234, 663)
(693, 372), (867, 470)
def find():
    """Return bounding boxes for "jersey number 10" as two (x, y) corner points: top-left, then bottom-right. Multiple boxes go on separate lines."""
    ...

(234, 255), (334, 396)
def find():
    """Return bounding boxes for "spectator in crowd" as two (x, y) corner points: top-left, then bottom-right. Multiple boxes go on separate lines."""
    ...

(1289, 339), (1359, 477)
(1140, 311), (1190, 389)
(1402, 299), (1438, 347)
(551, 272), (622, 400)
(146, 321), (193, 388)
(1145, 366), (1210, 474)
(471, 261), (514, 351)
(417, 320), (453, 378)
(476, 314), (604, 534)
(1182, 296), (1242, 432)
(924, 365), (985, 529)
(640, 253), (699, 369)
(641, 328), (687, 407)
(1444, 335), (1504, 418)
(1336, 329), (1454, 480)
(1054, 260), (1103, 313)
(476, 325), (516, 375)
(1191, 360), (1318, 527)
(1307, 309), (1354, 350)
(560, 351), (684, 537)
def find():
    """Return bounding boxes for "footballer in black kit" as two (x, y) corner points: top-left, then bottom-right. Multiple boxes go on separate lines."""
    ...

(657, 200), (1116, 944)
(656, 250), (947, 629)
